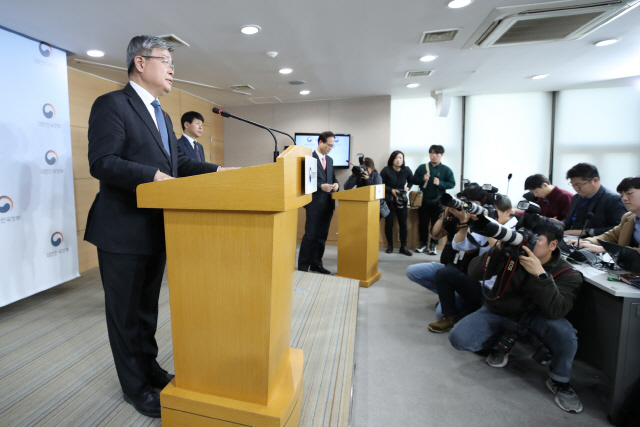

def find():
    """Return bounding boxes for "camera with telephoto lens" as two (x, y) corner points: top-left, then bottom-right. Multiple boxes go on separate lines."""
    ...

(522, 191), (537, 203)
(470, 201), (542, 258)
(495, 316), (552, 365)
(482, 184), (500, 205)
(394, 190), (409, 209)
(351, 153), (367, 178)
(440, 194), (496, 218)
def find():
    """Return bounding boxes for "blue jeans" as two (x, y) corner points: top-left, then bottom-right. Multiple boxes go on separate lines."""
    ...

(449, 306), (578, 382)
(406, 262), (465, 318)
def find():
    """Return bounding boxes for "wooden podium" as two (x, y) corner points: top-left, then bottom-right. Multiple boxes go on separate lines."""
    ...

(136, 146), (312, 427)
(333, 185), (384, 287)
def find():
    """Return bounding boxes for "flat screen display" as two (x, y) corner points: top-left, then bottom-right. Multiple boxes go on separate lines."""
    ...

(294, 133), (351, 168)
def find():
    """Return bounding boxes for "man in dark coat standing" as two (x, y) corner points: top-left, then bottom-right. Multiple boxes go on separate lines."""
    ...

(298, 131), (339, 274)
(177, 111), (206, 161)
(85, 35), (233, 418)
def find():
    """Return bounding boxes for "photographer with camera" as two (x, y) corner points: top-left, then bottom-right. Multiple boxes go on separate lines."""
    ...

(413, 145), (456, 255)
(380, 151), (414, 256)
(428, 194), (518, 333)
(406, 183), (488, 317)
(344, 156), (382, 189)
(448, 217), (584, 413)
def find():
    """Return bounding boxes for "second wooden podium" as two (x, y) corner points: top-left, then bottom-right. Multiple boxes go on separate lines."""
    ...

(333, 184), (384, 287)
(137, 146), (312, 427)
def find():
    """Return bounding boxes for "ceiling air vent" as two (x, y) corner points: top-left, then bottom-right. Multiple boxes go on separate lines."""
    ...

(249, 96), (282, 104)
(157, 34), (190, 47)
(466, 0), (640, 48)
(420, 29), (458, 44)
(230, 84), (255, 91)
(405, 70), (434, 78)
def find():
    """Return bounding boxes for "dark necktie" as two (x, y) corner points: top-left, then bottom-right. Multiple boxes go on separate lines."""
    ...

(151, 100), (171, 157)
(193, 141), (202, 161)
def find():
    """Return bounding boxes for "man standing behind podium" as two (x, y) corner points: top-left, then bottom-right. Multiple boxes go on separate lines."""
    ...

(298, 131), (339, 274)
(178, 111), (206, 161)
(85, 35), (232, 418)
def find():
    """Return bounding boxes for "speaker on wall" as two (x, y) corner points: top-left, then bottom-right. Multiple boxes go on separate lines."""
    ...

(431, 91), (451, 117)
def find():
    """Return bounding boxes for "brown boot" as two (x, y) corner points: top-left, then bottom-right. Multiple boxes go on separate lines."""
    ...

(428, 315), (457, 333)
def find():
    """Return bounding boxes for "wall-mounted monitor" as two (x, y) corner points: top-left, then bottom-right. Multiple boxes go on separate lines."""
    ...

(294, 133), (351, 168)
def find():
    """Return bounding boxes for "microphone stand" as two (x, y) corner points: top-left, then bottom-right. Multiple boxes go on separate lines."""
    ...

(568, 213), (596, 264)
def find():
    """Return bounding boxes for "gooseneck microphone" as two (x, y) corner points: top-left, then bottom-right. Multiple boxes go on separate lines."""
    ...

(568, 212), (597, 264)
(506, 173), (513, 195)
(212, 108), (295, 162)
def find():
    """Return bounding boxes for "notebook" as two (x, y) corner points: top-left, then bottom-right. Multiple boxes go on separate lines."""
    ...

(597, 239), (640, 274)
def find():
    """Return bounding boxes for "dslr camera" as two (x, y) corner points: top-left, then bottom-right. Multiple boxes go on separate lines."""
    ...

(496, 314), (552, 365)
(471, 200), (542, 258)
(440, 184), (498, 220)
(351, 153), (368, 178)
(394, 190), (409, 209)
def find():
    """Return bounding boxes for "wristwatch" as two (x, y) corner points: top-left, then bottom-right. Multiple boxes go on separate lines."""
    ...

(537, 272), (551, 281)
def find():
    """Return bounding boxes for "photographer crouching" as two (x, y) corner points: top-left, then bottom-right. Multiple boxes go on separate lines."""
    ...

(448, 215), (584, 413)
(344, 156), (382, 189)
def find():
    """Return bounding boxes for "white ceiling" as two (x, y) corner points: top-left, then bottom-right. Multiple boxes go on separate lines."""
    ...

(2, 0), (640, 107)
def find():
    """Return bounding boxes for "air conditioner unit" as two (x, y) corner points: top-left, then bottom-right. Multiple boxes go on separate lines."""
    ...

(464, 0), (639, 48)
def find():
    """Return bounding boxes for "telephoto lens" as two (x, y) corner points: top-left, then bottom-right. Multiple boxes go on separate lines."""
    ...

(471, 214), (524, 246)
(441, 193), (464, 210)
(462, 200), (486, 216)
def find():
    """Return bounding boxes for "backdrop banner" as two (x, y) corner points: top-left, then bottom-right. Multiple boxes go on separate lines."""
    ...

(0, 27), (79, 307)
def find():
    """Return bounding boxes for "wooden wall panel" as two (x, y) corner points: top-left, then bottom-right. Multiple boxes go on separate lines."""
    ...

(77, 230), (99, 272)
(73, 178), (100, 233)
(70, 126), (90, 179)
(68, 68), (121, 128)
(180, 91), (214, 124)
(162, 89), (182, 137)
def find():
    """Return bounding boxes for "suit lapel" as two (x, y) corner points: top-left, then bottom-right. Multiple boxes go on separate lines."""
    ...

(125, 84), (171, 165)
(313, 151), (326, 180)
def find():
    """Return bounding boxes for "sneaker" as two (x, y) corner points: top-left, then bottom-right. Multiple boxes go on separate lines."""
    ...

(486, 349), (509, 368)
(428, 315), (457, 333)
(546, 378), (583, 413)
(428, 244), (438, 256)
(416, 244), (427, 253)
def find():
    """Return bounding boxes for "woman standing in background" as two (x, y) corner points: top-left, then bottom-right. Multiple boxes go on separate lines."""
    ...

(380, 151), (413, 256)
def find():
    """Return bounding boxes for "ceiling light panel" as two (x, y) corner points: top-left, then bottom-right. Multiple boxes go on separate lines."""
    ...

(241, 25), (261, 35)
(420, 30), (458, 43)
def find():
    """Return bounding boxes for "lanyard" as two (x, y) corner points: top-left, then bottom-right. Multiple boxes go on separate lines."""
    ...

(571, 196), (593, 222)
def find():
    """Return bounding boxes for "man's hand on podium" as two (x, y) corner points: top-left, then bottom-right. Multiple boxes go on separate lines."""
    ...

(154, 170), (174, 182)
(321, 183), (333, 192)
(218, 167), (239, 171)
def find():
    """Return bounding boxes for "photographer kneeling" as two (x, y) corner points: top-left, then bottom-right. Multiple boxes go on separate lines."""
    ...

(344, 157), (383, 189)
(448, 217), (584, 413)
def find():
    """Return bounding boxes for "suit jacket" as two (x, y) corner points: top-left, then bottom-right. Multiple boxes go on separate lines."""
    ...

(587, 212), (640, 254)
(306, 151), (338, 211)
(177, 135), (205, 162)
(84, 83), (220, 255)
(563, 185), (626, 236)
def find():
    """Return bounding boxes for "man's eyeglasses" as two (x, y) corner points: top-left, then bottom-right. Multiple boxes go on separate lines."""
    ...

(570, 179), (592, 190)
(141, 56), (175, 71)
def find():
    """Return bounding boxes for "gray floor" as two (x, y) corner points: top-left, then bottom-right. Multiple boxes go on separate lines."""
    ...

(314, 246), (612, 427)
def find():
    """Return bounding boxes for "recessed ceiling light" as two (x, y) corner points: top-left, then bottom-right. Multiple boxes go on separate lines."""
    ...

(241, 25), (261, 35)
(594, 39), (619, 47)
(300, 90), (310, 95)
(279, 68), (293, 74)
(87, 50), (104, 57)
(420, 55), (438, 62)
(532, 74), (548, 80)
(407, 83), (420, 88)
(448, 0), (472, 8)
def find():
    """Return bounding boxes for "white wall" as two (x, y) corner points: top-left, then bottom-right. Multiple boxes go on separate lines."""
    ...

(389, 96), (463, 194)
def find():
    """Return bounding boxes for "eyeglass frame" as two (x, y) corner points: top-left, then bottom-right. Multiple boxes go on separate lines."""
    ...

(140, 55), (175, 71)
(569, 179), (593, 190)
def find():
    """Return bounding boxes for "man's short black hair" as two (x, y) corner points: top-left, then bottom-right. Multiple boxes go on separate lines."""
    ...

(462, 182), (487, 205)
(181, 111), (204, 130)
(493, 194), (512, 212)
(524, 174), (550, 191)
(566, 163), (599, 181)
(387, 150), (406, 168)
(318, 131), (335, 143)
(617, 176), (640, 193)
(532, 216), (564, 245)
(429, 145), (444, 154)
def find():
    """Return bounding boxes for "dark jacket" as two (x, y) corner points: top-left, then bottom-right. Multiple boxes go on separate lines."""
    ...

(380, 166), (413, 203)
(468, 246), (582, 319)
(563, 185), (626, 236)
(412, 163), (455, 200)
(177, 135), (205, 161)
(306, 151), (338, 211)
(85, 83), (220, 255)
(344, 170), (382, 190)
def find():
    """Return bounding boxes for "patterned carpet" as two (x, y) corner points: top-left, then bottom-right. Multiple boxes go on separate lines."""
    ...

(0, 269), (359, 427)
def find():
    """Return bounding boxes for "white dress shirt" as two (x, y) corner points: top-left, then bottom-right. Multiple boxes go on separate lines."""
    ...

(129, 81), (160, 130)
(183, 134), (197, 150)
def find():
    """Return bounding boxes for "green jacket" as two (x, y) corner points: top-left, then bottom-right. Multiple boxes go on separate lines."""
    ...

(412, 163), (455, 200)
(468, 246), (582, 319)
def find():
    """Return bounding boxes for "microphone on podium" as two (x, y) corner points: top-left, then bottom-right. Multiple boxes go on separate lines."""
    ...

(212, 108), (295, 162)
(567, 212), (598, 265)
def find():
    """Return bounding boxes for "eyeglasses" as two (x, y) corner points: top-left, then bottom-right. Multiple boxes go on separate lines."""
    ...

(141, 56), (175, 71)
(570, 179), (592, 190)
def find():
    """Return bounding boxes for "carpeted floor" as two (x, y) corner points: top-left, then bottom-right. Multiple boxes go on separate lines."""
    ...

(0, 265), (359, 427)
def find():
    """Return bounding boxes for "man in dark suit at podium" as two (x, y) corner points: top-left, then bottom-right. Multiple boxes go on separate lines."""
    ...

(298, 131), (339, 274)
(85, 35), (232, 418)
(177, 111), (206, 161)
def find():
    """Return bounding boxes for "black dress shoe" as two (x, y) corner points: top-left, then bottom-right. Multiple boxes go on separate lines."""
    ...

(148, 368), (174, 389)
(310, 265), (331, 274)
(399, 246), (413, 256)
(386, 246), (393, 254)
(123, 390), (161, 418)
